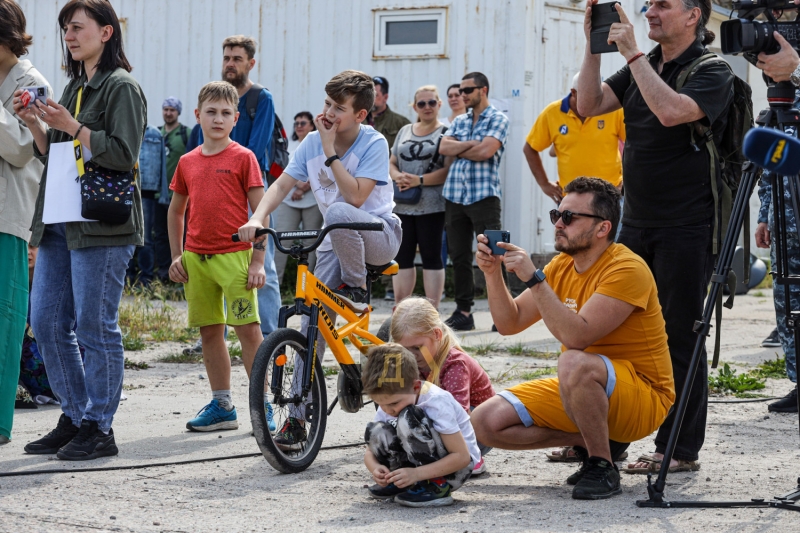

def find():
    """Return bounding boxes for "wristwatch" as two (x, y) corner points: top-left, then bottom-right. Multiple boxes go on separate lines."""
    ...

(419, 175), (424, 186)
(524, 269), (546, 289)
(790, 61), (800, 87)
(324, 154), (339, 167)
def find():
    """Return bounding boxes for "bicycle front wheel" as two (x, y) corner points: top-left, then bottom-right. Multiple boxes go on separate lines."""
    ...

(249, 328), (327, 473)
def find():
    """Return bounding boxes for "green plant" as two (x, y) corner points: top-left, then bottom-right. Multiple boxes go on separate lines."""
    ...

(323, 366), (339, 376)
(490, 363), (521, 384)
(122, 332), (146, 351)
(517, 366), (557, 381)
(464, 339), (501, 356)
(228, 343), (243, 359)
(752, 354), (788, 379)
(124, 358), (150, 370)
(158, 352), (202, 364)
(708, 363), (766, 394)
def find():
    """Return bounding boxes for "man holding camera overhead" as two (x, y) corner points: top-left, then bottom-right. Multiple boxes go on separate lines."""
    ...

(577, 0), (733, 474)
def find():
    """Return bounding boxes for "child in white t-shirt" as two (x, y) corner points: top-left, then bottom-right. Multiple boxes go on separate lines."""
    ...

(361, 344), (478, 507)
(238, 70), (401, 449)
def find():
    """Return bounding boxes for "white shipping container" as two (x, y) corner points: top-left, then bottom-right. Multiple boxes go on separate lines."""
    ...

(17, 0), (762, 256)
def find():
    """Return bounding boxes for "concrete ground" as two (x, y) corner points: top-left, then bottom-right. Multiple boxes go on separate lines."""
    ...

(1, 289), (799, 532)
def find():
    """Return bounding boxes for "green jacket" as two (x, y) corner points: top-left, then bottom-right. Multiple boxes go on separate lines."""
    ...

(30, 67), (147, 249)
(373, 105), (410, 152)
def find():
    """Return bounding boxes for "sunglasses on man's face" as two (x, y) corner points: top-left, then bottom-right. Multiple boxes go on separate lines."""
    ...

(458, 86), (485, 95)
(549, 209), (605, 226)
(294, 121), (309, 127)
(416, 100), (438, 108)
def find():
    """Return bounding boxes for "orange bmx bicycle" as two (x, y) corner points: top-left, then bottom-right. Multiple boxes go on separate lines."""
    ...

(233, 222), (397, 473)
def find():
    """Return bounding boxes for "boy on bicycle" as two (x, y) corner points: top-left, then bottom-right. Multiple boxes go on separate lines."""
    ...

(238, 70), (402, 447)
(168, 82), (269, 432)
(362, 344), (478, 507)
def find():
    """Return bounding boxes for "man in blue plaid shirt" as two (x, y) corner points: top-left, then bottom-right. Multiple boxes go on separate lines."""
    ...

(439, 72), (510, 330)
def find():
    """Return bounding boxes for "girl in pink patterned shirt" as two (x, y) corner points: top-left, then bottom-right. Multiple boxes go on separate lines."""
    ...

(391, 297), (495, 474)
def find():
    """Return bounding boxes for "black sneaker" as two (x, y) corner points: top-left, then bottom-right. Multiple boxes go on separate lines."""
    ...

(332, 284), (368, 304)
(761, 328), (782, 348)
(566, 441), (629, 485)
(274, 417), (307, 450)
(566, 446), (590, 485)
(395, 479), (454, 507)
(444, 310), (475, 331)
(24, 414), (79, 454)
(368, 482), (407, 500)
(56, 420), (118, 461)
(572, 457), (622, 500)
(768, 385), (798, 413)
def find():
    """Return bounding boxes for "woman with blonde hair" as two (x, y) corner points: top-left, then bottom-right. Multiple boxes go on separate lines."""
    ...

(389, 86), (452, 308)
(390, 296), (494, 474)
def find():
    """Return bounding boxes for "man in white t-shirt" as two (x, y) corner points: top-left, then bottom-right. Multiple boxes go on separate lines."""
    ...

(239, 70), (402, 447)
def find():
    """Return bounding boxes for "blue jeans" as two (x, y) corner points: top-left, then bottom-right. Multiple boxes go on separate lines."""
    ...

(257, 215), (280, 336)
(127, 197), (156, 284)
(30, 223), (135, 431)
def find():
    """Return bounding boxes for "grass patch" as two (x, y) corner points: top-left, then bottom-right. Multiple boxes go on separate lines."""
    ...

(119, 290), (198, 348)
(464, 339), (502, 356)
(752, 354), (788, 379)
(158, 352), (202, 364)
(228, 343), (243, 358)
(323, 366), (339, 376)
(124, 358), (150, 370)
(708, 363), (766, 395)
(490, 363), (521, 384)
(517, 366), (557, 381)
(505, 342), (559, 359)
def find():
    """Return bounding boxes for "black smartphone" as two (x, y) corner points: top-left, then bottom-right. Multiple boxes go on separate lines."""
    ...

(590, 2), (621, 54)
(485, 230), (511, 256)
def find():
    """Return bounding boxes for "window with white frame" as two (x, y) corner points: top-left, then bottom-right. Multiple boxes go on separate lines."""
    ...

(373, 8), (447, 58)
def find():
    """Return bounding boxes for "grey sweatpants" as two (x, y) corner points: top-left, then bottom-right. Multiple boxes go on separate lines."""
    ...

(290, 203), (401, 418)
(365, 405), (472, 490)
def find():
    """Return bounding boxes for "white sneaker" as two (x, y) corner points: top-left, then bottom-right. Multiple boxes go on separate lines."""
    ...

(472, 456), (487, 475)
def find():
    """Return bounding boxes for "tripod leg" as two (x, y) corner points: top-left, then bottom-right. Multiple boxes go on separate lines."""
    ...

(644, 168), (760, 503)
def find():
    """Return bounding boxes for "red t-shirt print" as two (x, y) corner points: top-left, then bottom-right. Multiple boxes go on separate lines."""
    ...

(170, 142), (264, 255)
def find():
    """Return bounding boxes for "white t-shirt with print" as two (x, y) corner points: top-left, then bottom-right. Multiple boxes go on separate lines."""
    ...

(284, 125), (394, 252)
(374, 383), (481, 465)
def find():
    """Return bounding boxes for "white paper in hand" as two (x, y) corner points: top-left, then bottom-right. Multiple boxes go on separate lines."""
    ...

(42, 141), (97, 223)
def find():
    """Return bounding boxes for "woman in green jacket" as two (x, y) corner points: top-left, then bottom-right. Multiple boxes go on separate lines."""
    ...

(12, 0), (146, 461)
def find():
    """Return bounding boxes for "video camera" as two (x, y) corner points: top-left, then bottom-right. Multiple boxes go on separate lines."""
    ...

(721, 0), (800, 64)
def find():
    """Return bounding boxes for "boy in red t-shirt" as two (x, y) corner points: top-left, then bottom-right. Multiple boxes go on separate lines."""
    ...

(167, 81), (268, 432)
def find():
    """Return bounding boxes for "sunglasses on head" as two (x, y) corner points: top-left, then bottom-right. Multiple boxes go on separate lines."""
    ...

(294, 120), (309, 127)
(416, 100), (438, 108)
(458, 86), (485, 95)
(549, 209), (605, 226)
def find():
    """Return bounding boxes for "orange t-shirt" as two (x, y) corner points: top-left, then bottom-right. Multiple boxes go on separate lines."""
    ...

(170, 142), (264, 255)
(542, 243), (675, 403)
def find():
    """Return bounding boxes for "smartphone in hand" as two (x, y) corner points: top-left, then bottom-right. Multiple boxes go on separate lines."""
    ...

(485, 230), (511, 255)
(20, 86), (48, 108)
(590, 2), (621, 54)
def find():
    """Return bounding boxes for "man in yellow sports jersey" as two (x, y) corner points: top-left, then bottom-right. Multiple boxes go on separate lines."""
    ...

(471, 177), (674, 500)
(524, 73), (625, 204)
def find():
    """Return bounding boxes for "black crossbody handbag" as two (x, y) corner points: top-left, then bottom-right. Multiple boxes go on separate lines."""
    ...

(73, 86), (137, 225)
(393, 126), (447, 205)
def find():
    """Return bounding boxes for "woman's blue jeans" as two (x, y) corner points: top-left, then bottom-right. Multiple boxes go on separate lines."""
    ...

(30, 224), (134, 431)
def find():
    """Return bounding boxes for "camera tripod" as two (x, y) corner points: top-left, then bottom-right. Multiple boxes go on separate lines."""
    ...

(637, 81), (800, 511)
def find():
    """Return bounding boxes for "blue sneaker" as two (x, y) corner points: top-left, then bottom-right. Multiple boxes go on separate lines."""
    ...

(265, 401), (277, 433)
(186, 400), (239, 432)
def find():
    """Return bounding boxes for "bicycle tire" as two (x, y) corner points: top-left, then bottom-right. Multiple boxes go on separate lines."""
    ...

(377, 317), (392, 343)
(249, 328), (327, 473)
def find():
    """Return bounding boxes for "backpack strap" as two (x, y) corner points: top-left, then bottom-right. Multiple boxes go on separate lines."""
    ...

(179, 124), (189, 147)
(245, 83), (264, 121)
(676, 53), (742, 369)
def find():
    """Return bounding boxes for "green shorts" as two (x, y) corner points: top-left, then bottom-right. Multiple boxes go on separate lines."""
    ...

(183, 249), (260, 328)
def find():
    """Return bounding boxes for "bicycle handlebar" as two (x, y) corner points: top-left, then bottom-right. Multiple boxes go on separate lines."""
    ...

(231, 222), (383, 255)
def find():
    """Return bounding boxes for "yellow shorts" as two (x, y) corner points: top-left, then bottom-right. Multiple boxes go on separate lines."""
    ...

(183, 249), (260, 328)
(500, 356), (672, 443)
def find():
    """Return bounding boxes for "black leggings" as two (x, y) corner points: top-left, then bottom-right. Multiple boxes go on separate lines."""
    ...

(395, 212), (446, 270)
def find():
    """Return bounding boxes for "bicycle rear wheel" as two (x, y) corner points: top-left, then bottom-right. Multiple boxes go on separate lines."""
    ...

(249, 328), (327, 473)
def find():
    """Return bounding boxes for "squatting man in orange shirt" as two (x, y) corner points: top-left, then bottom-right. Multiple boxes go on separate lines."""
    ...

(470, 177), (675, 500)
